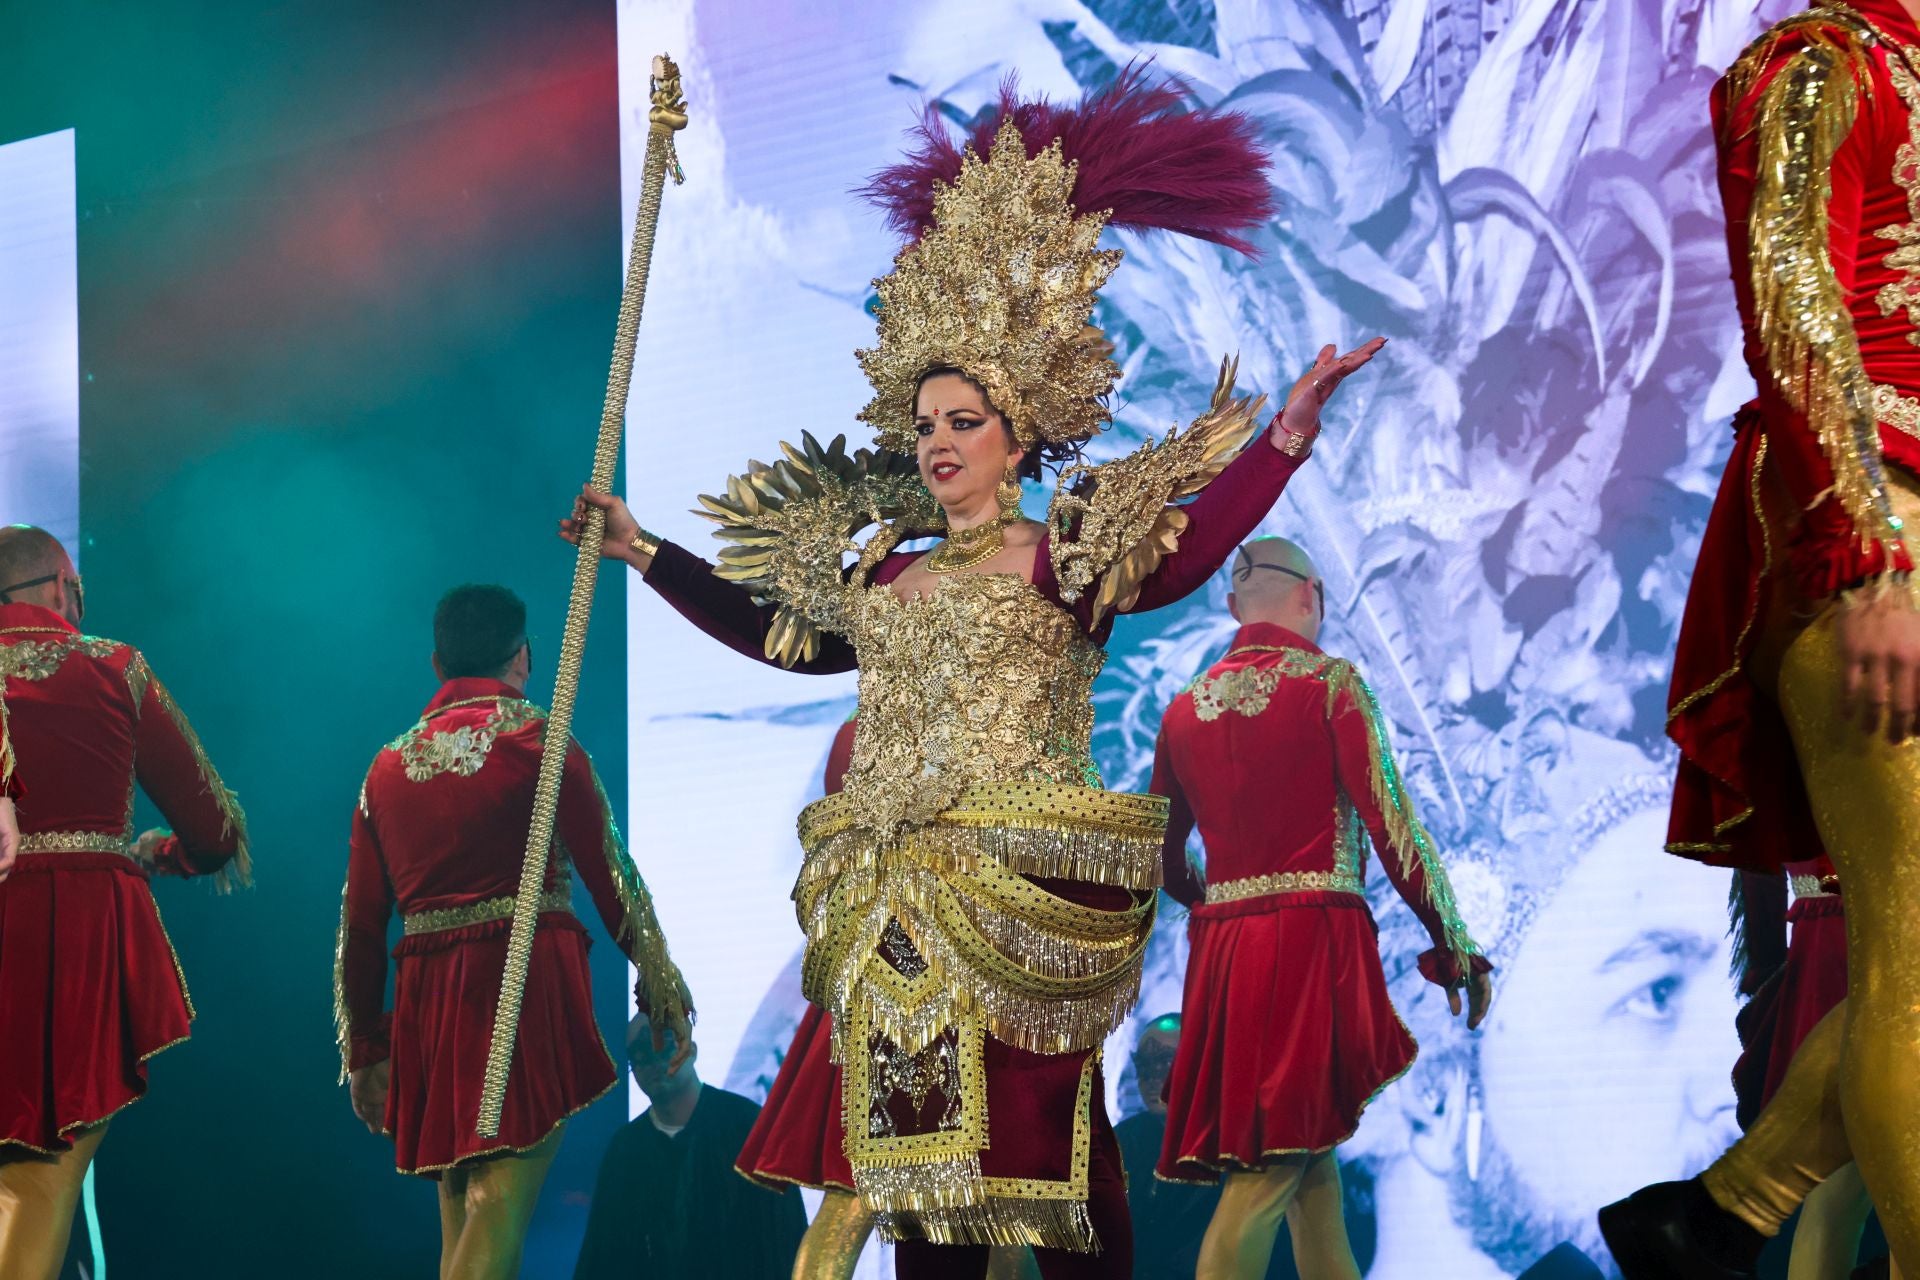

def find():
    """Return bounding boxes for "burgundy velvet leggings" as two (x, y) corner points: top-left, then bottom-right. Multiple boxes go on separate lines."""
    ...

(891, 1123), (1133, 1280)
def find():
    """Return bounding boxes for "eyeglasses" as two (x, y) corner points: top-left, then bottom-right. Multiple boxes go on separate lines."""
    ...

(0, 573), (84, 618)
(1235, 562), (1324, 613)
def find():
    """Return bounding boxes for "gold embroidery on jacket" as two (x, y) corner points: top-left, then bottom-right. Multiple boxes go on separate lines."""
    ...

(1730, 8), (1908, 546)
(1875, 34), (1920, 350)
(0, 634), (122, 681)
(388, 696), (544, 783)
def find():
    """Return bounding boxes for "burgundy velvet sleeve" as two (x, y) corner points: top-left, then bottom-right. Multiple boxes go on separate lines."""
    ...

(1327, 683), (1486, 987)
(1719, 44), (1914, 599)
(641, 540), (858, 675)
(825, 718), (857, 794)
(556, 742), (689, 1018)
(132, 661), (247, 878)
(1126, 436), (1306, 615)
(1149, 724), (1203, 908)
(343, 800), (395, 1070)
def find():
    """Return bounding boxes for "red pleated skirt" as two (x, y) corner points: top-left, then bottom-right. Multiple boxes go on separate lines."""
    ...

(1733, 896), (1847, 1125)
(736, 1003), (854, 1190)
(1158, 894), (1415, 1183)
(0, 855), (194, 1152)
(386, 913), (618, 1176)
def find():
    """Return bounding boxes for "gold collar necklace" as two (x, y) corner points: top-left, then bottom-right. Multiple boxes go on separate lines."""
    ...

(926, 508), (1020, 573)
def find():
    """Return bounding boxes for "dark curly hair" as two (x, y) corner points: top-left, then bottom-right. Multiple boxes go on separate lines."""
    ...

(913, 367), (1085, 483)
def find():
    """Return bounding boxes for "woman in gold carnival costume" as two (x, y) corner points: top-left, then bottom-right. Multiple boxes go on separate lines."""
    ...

(563, 72), (1383, 1278)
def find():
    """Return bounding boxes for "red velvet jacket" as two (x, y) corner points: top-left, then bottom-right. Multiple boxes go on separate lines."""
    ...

(338, 678), (689, 1072)
(1670, 0), (1920, 870)
(0, 603), (248, 881)
(1151, 623), (1484, 985)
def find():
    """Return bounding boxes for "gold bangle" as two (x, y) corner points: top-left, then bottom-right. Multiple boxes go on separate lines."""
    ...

(1278, 428), (1314, 458)
(628, 528), (662, 560)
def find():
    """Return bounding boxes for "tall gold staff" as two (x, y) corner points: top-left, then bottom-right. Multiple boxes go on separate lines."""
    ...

(476, 54), (689, 1139)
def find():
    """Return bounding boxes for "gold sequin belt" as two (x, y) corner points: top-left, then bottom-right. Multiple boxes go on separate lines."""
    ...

(401, 886), (574, 936)
(1791, 874), (1839, 901)
(798, 782), (1169, 892)
(1205, 868), (1364, 905)
(19, 830), (132, 858)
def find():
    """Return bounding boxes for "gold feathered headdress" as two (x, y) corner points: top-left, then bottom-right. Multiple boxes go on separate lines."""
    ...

(855, 69), (1274, 455)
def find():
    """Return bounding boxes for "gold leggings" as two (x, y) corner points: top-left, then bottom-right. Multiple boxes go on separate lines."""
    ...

(0, 1123), (107, 1280)
(1702, 608), (1920, 1271)
(1196, 1151), (1361, 1280)
(436, 1128), (563, 1280)
(794, 1189), (873, 1280)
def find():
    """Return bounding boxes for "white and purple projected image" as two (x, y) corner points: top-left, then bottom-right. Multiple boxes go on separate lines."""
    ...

(0, 129), (80, 555)
(612, 4), (1794, 1275)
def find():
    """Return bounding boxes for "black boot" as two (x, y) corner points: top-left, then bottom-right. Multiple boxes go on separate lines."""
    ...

(1597, 1178), (1764, 1280)
(1851, 1257), (1890, 1280)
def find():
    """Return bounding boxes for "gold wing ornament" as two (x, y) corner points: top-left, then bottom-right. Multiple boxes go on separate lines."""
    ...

(1048, 356), (1266, 628)
(696, 431), (944, 667)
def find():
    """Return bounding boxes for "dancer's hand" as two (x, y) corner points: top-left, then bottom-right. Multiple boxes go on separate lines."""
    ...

(1271, 337), (1387, 453)
(1449, 970), (1493, 1031)
(657, 1007), (695, 1076)
(559, 485), (649, 570)
(0, 797), (16, 885)
(1835, 589), (1920, 742)
(130, 827), (169, 867)
(349, 1060), (390, 1134)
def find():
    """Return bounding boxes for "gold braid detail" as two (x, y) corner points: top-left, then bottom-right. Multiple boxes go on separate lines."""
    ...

(696, 431), (943, 668)
(1731, 9), (1911, 557)
(1326, 661), (1480, 977)
(588, 769), (693, 1028)
(0, 689), (12, 797)
(1048, 357), (1265, 628)
(332, 883), (354, 1083)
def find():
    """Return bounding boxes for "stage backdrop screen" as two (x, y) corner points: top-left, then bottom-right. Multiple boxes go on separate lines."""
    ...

(0, 128), (80, 555)
(614, 3), (1792, 1275)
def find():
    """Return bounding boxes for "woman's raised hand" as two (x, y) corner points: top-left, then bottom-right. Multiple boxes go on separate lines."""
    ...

(1272, 337), (1388, 451)
(559, 484), (646, 565)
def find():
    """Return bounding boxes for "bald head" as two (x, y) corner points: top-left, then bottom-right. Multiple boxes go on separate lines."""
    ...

(1229, 536), (1323, 640)
(0, 527), (66, 586)
(0, 527), (80, 625)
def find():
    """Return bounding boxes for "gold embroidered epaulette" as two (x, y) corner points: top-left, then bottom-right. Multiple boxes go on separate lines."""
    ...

(0, 631), (125, 682)
(385, 696), (545, 783)
(1047, 357), (1265, 628)
(1187, 646), (1339, 721)
(696, 431), (943, 667)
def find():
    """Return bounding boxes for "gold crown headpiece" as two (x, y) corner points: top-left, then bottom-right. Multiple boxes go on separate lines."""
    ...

(855, 69), (1275, 456)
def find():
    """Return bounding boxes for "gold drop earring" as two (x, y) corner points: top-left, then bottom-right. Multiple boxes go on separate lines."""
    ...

(997, 458), (1023, 519)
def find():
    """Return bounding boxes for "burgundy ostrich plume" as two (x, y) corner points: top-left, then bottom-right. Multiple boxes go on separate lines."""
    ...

(859, 65), (1275, 256)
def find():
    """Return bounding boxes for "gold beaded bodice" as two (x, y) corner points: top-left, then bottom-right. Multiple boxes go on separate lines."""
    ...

(843, 574), (1103, 838)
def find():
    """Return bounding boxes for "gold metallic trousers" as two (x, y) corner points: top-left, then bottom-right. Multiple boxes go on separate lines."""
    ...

(435, 1127), (562, 1280)
(795, 1189), (874, 1280)
(1702, 607), (1920, 1271)
(0, 1122), (106, 1280)
(1196, 1150), (1361, 1280)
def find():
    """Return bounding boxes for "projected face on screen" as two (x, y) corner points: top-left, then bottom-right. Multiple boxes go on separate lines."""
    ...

(1463, 805), (1740, 1268)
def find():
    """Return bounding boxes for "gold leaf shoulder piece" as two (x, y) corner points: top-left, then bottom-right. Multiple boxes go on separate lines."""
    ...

(1047, 357), (1264, 628)
(1734, 6), (1909, 550)
(694, 431), (942, 667)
